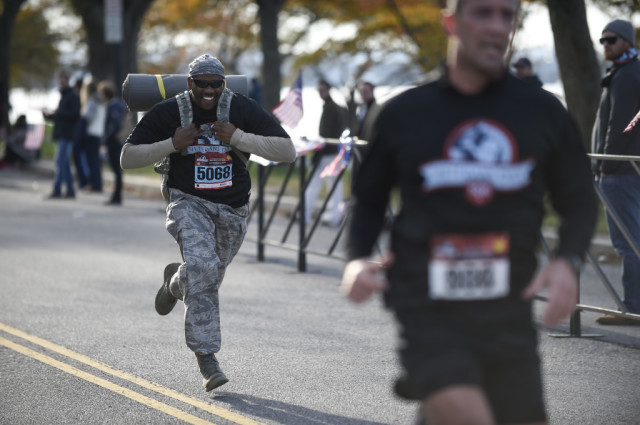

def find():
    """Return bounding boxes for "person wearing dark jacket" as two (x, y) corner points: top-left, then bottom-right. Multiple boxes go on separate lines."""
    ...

(354, 81), (381, 143)
(44, 70), (81, 199)
(304, 79), (348, 227)
(1, 115), (28, 167)
(341, 0), (597, 423)
(592, 19), (640, 325)
(512, 57), (543, 87)
(99, 81), (126, 205)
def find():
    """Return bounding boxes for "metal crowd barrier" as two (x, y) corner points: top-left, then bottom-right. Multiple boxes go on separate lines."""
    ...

(246, 146), (640, 334)
(538, 153), (640, 336)
(245, 133), (393, 272)
(570, 153), (640, 333)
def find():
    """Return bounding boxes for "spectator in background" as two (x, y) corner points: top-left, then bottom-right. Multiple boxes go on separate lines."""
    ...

(513, 57), (543, 87)
(100, 81), (125, 205)
(592, 19), (640, 325)
(353, 81), (381, 143)
(0, 114), (28, 168)
(44, 70), (81, 199)
(72, 77), (90, 189)
(81, 80), (106, 193)
(304, 79), (348, 228)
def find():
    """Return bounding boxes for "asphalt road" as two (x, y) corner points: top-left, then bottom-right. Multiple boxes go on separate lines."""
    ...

(1, 167), (639, 425)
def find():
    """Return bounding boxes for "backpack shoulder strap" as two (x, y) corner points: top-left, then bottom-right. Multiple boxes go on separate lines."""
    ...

(216, 88), (233, 123)
(217, 88), (248, 166)
(154, 90), (191, 174)
(176, 90), (193, 127)
(173, 88), (247, 165)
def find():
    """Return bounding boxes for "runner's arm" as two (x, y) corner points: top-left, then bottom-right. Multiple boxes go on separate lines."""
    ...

(229, 129), (296, 163)
(120, 138), (176, 170)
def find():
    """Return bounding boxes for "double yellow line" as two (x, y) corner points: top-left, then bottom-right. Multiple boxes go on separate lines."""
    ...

(0, 322), (264, 425)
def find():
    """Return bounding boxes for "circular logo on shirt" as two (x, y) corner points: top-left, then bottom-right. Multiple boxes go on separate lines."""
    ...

(419, 119), (534, 206)
(447, 119), (515, 164)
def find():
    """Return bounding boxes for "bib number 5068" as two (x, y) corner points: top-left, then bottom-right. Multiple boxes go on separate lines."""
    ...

(196, 165), (231, 181)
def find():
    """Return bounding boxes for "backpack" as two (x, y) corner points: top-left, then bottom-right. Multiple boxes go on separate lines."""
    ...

(155, 88), (247, 201)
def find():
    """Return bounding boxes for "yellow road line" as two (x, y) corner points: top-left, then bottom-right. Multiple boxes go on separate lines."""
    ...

(0, 336), (216, 425)
(0, 322), (264, 425)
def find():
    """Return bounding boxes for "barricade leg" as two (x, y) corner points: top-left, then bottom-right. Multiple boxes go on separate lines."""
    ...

(298, 156), (307, 272)
(539, 231), (601, 338)
(257, 165), (265, 262)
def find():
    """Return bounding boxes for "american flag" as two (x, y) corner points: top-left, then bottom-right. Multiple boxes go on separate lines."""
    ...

(293, 137), (325, 157)
(623, 108), (640, 133)
(272, 71), (303, 129)
(319, 136), (353, 178)
(23, 124), (46, 150)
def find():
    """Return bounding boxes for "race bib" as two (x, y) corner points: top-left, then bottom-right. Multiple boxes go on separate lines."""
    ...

(195, 162), (232, 189)
(428, 233), (510, 300)
(186, 123), (234, 190)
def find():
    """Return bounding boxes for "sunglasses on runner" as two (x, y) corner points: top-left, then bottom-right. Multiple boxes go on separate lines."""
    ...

(599, 36), (618, 45)
(191, 78), (225, 89)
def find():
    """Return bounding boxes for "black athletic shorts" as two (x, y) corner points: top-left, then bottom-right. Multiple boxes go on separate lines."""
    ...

(393, 298), (547, 424)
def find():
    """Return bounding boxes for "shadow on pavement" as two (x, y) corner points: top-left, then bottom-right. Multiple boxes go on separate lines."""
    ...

(208, 391), (393, 425)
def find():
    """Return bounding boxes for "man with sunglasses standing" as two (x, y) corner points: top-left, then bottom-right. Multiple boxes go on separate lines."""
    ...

(120, 54), (296, 391)
(592, 19), (640, 325)
(341, 0), (597, 423)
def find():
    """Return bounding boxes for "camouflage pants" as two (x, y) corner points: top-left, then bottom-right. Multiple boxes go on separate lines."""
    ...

(165, 188), (249, 355)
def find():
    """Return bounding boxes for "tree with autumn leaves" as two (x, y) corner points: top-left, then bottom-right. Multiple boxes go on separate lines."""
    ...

(136, 0), (446, 115)
(0, 0), (635, 144)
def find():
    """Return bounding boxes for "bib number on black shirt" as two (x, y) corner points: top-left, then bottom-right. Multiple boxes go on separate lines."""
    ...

(195, 164), (232, 189)
(185, 122), (234, 190)
(428, 233), (510, 300)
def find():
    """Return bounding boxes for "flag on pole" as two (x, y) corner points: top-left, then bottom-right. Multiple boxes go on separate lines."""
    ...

(319, 136), (353, 178)
(293, 137), (325, 157)
(23, 124), (46, 150)
(272, 71), (303, 128)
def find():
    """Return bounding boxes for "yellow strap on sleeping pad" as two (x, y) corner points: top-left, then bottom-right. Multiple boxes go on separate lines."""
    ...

(155, 75), (166, 99)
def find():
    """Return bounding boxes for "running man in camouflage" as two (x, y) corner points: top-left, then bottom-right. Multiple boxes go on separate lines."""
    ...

(120, 54), (295, 391)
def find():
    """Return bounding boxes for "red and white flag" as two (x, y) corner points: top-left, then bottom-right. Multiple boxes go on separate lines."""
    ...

(623, 108), (640, 133)
(293, 137), (325, 157)
(320, 137), (353, 178)
(272, 71), (303, 129)
(23, 124), (45, 150)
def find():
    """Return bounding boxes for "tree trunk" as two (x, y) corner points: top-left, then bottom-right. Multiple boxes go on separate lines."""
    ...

(72, 0), (154, 94)
(257, 0), (285, 113)
(547, 0), (602, 148)
(0, 0), (27, 131)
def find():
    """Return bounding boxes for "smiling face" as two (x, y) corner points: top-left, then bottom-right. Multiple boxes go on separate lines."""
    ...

(188, 74), (225, 110)
(444, 0), (518, 79)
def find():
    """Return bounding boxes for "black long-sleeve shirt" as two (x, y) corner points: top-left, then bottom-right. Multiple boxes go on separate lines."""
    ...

(127, 93), (289, 207)
(592, 57), (640, 175)
(347, 70), (597, 308)
(50, 87), (80, 140)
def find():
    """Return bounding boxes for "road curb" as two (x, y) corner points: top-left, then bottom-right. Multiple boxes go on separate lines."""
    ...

(26, 160), (616, 258)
